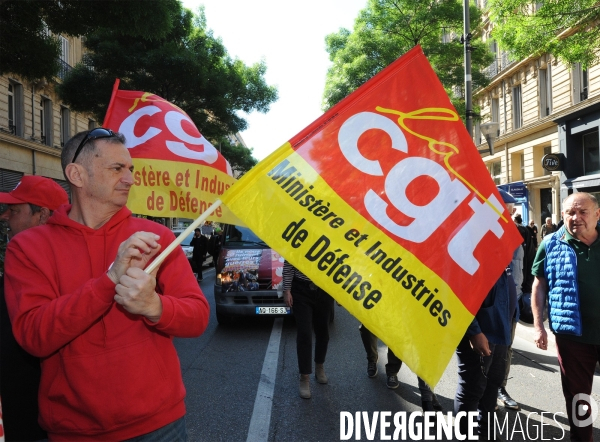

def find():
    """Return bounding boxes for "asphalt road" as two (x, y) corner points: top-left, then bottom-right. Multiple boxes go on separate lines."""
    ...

(174, 269), (600, 441)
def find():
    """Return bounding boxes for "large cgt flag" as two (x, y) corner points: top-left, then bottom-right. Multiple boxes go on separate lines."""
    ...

(220, 46), (523, 386)
(103, 79), (242, 225)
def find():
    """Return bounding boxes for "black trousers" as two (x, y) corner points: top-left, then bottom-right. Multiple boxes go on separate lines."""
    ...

(291, 279), (333, 375)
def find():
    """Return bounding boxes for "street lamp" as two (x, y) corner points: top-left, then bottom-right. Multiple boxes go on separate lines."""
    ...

(480, 122), (499, 155)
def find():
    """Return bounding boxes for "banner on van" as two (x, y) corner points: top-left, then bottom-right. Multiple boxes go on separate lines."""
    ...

(220, 46), (522, 386)
(103, 79), (243, 225)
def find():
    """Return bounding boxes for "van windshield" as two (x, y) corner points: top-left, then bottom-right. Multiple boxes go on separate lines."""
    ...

(224, 225), (268, 247)
(173, 230), (195, 246)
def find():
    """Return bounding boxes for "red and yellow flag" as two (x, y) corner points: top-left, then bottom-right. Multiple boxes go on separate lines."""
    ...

(103, 80), (241, 224)
(220, 46), (522, 386)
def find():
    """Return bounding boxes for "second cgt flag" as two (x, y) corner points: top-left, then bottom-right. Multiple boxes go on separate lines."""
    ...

(220, 45), (522, 386)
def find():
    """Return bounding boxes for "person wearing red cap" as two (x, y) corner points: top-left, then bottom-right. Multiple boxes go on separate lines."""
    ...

(0, 175), (69, 239)
(0, 175), (68, 441)
(4, 129), (209, 441)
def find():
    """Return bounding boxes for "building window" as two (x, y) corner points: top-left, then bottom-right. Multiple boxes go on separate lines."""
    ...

(538, 66), (552, 117)
(88, 119), (97, 130)
(60, 107), (70, 147)
(519, 153), (525, 180)
(543, 146), (552, 176)
(582, 129), (599, 175)
(474, 120), (481, 145)
(57, 36), (72, 80)
(491, 97), (500, 135)
(6, 81), (24, 136)
(489, 161), (502, 184)
(40, 97), (53, 146)
(572, 63), (589, 104)
(60, 36), (69, 64)
(7, 83), (14, 132)
(512, 85), (522, 130)
(0, 168), (24, 193)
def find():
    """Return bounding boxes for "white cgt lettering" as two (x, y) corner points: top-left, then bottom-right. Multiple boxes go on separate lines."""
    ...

(447, 194), (505, 275)
(337, 112), (508, 274)
(338, 112), (408, 176)
(118, 105), (162, 148)
(164, 111), (219, 164)
(117, 106), (219, 164)
(365, 156), (470, 243)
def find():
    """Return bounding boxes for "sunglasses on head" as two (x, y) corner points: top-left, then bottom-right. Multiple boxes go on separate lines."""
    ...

(71, 128), (116, 163)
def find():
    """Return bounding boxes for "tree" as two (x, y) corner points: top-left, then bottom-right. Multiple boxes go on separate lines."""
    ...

(489, 0), (600, 68)
(57, 7), (278, 141)
(0, 0), (180, 82)
(323, 0), (494, 116)
(216, 137), (258, 176)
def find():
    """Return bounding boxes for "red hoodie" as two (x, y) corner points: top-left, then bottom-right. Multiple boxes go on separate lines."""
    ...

(4, 205), (209, 441)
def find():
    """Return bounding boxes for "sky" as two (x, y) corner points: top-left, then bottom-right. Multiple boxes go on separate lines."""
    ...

(181, 0), (368, 160)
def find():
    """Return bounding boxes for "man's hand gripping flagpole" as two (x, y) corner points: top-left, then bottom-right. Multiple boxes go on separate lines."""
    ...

(144, 199), (223, 274)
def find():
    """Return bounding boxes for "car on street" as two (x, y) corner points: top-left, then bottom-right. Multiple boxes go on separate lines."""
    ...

(213, 224), (289, 324)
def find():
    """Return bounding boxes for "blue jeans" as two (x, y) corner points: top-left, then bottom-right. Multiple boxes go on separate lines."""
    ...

(455, 336), (507, 437)
(123, 417), (187, 442)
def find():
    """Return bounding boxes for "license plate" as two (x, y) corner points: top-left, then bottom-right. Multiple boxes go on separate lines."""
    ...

(256, 307), (291, 315)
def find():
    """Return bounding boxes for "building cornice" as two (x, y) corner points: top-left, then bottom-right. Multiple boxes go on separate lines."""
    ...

(478, 93), (600, 155)
(0, 131), (62, 157)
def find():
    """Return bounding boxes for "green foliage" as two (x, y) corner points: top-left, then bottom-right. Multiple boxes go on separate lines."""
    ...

(214, 137), (258, 176)
(489, 0), (600, 68)
(57, 6), (278, 140)
(0, 0), (180, 82)
(323, 0), (494, 114)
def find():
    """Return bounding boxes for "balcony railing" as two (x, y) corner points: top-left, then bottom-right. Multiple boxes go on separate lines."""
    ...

(483, 52), (518, 79)
(57, 59), (72, 81)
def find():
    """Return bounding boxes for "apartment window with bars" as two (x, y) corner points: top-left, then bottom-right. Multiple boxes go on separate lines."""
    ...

(512, 85), (522, 130)
(583, 129), (599, 175)
(572, 63), (589, 104)
(538, 66), (552, 117)
(60, 107), (70, 147)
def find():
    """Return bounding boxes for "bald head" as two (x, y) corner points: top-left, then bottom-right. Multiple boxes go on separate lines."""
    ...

(561, 192), (600, 244)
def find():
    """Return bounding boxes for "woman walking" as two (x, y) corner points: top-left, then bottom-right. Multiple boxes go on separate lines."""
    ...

(283, 261), (334, 399)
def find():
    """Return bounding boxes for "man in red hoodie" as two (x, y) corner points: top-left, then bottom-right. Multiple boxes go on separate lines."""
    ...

(4, 128), (210, 441)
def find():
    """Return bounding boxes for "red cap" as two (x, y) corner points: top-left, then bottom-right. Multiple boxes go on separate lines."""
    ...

(0, 175), (69, 210)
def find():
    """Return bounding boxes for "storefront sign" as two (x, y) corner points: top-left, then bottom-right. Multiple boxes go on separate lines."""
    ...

(542, 153), (566, 172)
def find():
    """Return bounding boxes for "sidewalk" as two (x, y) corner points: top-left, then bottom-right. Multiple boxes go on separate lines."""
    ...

(515, 319), (556, 352)
(516, 319), (600, 375)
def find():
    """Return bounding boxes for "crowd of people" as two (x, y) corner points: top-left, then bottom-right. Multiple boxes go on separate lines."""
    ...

(0, 128), (599, 441)
(278, 187), (599, 441)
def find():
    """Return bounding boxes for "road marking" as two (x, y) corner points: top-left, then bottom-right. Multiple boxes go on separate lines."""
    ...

(246, 318), (284, 442)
